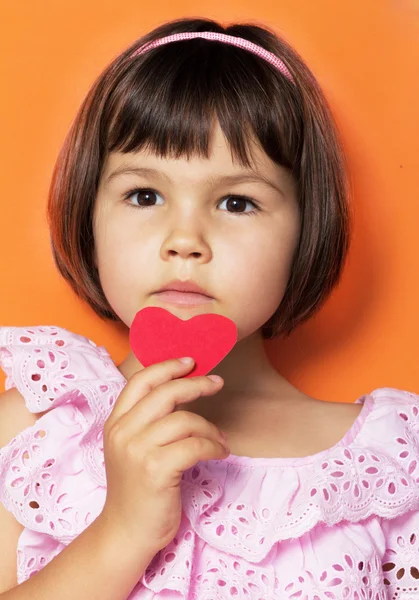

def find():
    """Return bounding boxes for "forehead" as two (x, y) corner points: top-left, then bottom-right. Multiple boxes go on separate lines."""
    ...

(101, 121), (294, 192)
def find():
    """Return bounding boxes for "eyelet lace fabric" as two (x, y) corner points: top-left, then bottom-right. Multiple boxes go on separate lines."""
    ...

(1, 326), (419, 598)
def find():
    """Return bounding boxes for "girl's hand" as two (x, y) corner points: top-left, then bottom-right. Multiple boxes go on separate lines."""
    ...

(99, 358), (229, 555)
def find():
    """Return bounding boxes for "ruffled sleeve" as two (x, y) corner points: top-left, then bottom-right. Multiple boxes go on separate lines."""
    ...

(0, 325), (126, 584)
(0, 325), (124, 415)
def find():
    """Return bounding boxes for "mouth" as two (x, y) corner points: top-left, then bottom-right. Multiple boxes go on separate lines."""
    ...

(154, 290), (215, 306)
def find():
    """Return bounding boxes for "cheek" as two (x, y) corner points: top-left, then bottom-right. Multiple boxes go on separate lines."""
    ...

(230, 227), (295, 284)
(97, 238), (148, 286)
(93, 222), (149, 314)
(220, 232), (296, 318)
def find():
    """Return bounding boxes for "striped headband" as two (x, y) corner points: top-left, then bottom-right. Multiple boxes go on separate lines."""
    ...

(129, 31), (295, 84)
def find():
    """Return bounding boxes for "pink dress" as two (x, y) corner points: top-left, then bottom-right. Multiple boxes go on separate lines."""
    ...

(1, 325), (419, 599)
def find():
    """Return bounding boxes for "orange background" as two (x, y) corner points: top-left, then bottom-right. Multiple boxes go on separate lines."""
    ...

(0, 1), (418, 404)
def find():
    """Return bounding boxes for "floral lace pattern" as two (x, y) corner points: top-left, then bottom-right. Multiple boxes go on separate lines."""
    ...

(1, 325), (419, 598)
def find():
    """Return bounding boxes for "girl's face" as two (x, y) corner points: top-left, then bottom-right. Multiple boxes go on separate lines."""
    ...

(93, 121), (300, 342)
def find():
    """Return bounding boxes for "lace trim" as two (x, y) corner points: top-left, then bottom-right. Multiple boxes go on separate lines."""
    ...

(0, 402), (107, 543)
(140, 534), (389, 599)
(382, 509), (419, 599)
(0, 325), (124, 416)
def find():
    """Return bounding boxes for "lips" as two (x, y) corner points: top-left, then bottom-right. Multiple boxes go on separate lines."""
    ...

(155, 290), (214, 306)
(156, 279), (213, 297)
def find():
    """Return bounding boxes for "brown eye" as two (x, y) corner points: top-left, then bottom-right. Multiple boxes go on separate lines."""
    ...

(224, 196), (248, 213)
(220, 195), (259, 215)
(126, 189), (162, 207)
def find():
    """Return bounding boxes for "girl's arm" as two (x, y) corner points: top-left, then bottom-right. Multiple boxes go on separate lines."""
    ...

(0, 514), (159, 600)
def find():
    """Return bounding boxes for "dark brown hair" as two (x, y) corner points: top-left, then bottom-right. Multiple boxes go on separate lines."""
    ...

(47, 17), (353, 339)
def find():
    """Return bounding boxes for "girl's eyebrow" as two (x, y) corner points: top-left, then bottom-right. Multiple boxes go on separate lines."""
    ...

(104, 165), (286, 198)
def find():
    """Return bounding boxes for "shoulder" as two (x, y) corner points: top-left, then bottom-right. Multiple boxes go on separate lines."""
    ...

(318, 399), (364, 432)
(294, 396), (364, 450)
(311, 386), (419, 426)
(0, 324), (120, 417)
(312, 387), (419, 457)
(300, 388), (417, 454)
(0, 388), (39, 450)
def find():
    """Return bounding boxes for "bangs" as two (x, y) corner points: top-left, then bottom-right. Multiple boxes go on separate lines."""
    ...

(102, 39), (303, 173)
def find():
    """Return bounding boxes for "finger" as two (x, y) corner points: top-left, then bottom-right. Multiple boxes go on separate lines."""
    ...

(156, 436), (230, 477)
(115, 375), (223, 436)
(106, 357), (195, 428)
(126, 406), (227, 449)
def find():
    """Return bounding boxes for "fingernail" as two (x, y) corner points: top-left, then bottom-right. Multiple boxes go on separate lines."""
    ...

(208, 375), (222, 383)
(179, 357), (194, 364)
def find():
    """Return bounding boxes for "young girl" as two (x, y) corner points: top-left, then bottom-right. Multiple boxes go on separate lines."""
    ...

(0, 16), (416, 600)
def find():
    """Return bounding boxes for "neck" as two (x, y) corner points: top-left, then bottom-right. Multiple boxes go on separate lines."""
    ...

(117, 329), (298, 413)
(207, 330), (281, 395)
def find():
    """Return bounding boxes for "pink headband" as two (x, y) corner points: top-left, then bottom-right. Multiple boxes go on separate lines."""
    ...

(129, 31), (295, 84)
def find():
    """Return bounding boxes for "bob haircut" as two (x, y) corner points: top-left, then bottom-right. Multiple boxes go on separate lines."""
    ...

(47, 17), (353, 339)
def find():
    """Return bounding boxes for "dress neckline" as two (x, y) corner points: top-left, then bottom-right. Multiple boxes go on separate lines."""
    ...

(109, 353), (374, 469)
(220, 393), (374, 467)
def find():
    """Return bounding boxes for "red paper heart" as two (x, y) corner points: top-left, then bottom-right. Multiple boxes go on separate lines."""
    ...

(129, 307), (238, 377)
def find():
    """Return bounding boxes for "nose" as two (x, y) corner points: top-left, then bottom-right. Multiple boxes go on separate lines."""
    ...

(159, 216), (212, 263)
